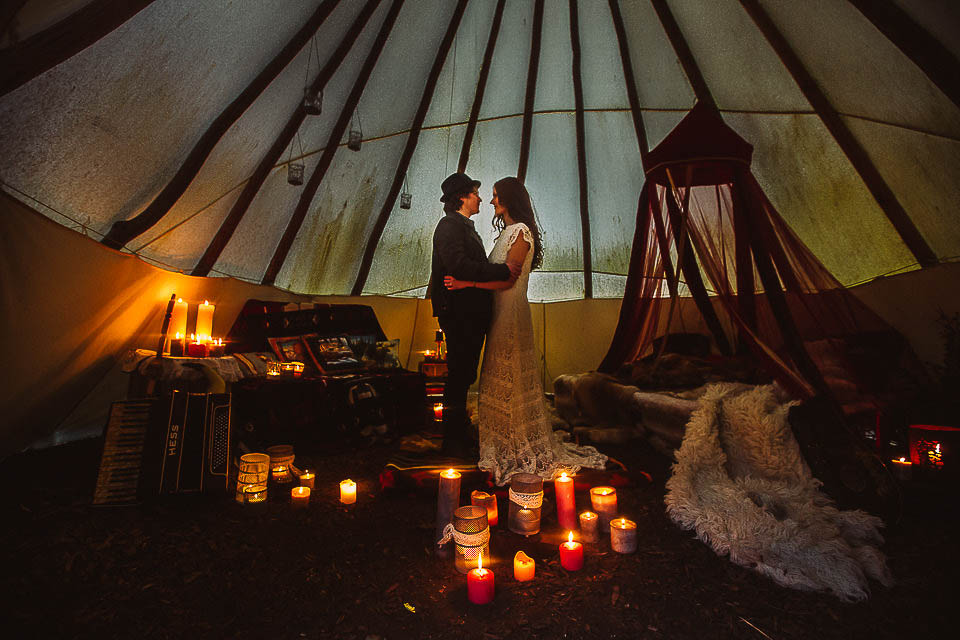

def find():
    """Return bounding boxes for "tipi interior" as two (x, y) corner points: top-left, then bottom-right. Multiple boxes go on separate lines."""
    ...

(2, 0), (959, 637)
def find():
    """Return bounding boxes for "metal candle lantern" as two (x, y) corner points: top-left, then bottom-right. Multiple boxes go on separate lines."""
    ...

(347, 111), (362, 151)
(446, 505), (490, 574)
(287, 162), (304, 185)
(303, 87), (322, 115)
(508, 473), (543, 536)
(266, 445), (295, 484)
(399, 174), (412, 209)
(236, 453), (270, 504)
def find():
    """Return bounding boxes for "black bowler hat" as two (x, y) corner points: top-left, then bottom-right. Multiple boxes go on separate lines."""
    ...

(439, 172), (481, 203)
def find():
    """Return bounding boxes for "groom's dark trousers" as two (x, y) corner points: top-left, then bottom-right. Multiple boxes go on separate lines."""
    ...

(431, 211), (510, 454)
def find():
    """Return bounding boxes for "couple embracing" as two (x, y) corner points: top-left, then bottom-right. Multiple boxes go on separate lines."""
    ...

(430, 172), (606, 486)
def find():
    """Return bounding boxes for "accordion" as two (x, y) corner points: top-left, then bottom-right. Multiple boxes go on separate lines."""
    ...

(93, 391), (232, 505)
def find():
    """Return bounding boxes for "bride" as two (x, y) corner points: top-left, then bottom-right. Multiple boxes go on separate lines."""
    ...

(445, 177), (607, 485)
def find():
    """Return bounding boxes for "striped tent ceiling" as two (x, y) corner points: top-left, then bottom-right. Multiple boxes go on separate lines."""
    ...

(2, 0), (958, 301)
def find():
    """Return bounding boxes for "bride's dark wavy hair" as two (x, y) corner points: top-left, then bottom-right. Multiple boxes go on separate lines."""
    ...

(492, 177), (543, 270)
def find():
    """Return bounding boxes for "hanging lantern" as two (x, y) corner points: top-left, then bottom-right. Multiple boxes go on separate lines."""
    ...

(287, 130), (306, 186)
(348, 111), (362, 151)
(399, 174), (412, 210)
(302, 35), (323, 115)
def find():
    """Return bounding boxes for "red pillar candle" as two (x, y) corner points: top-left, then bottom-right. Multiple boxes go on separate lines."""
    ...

(554, 471), (577, 531)
(559, 531), (584, 571)
(467, 553), (495, 604)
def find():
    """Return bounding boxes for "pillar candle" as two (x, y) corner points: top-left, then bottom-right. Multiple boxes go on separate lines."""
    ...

(559, 532), (584, 571)
(196, 300), (215, 342)
(891, 457), (912, 482)
(589, 486), (618, 532)
(579, 510), (600, 543)
(554, 471), (577, 531)
(186, 340), (208, 358)
(291, 486), (310, 508)
(339, 479), (357, 504)
(435, 469), (461, 557)
(610, 517), (637, 554)
(467, 553), (494, 605)
(170, 332), (185, 357)
(513, 550), (535, 582)
(471, 490), (498, 526)
(299, 471), (315, 490)
(169, 297), (188, 339)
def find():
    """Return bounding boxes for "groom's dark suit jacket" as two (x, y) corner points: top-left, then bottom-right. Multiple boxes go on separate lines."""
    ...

(431, 212), (511, 321)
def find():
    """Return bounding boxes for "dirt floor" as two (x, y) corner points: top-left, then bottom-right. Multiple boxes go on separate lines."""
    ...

(1, 433), (956, 640)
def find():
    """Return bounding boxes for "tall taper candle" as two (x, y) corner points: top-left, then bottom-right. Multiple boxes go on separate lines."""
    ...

(435, 468), (461, 558)
(554, 471), (577, 531)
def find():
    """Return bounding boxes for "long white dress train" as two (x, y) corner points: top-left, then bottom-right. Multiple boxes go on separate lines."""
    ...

(477, 223), (607, 485)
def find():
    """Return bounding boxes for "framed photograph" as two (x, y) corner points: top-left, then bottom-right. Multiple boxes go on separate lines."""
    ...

(302, 334), (363, 373)
(267, 336), (311, 365)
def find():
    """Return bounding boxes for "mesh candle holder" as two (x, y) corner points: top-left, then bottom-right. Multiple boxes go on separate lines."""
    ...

(266, 445), (295, 484)
(236, 453), (270, 504)
(287, 162), (304, 186)
(508, 473), (543, 536)
(444, 505), (490, 574)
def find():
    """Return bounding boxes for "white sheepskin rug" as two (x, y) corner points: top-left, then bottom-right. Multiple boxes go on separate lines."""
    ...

(664, 383), (893, 601)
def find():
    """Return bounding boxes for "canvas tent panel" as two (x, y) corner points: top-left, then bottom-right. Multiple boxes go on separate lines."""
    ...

(533, 0), (575, 113)
(617, 0), (695, 110)
(843, 116), (960, 262)
(584, 110), (641, 276)
(276, 134), (408, 294)
(666, 0), (810, 112)
(528, 271), (585, 303)
(525, 112), (583, 275)
(891, 0), (960, 60)
(459, 117), (525, 241)
(723, 112), (918, 285)
(760, 0), (960, 139)
(477, 0), (531, 120)
(641, 109), (691, 153)
(0, 0), (321, 238)
(362, 126), (468, 296)
(423, 0), (498, 129)
(592, 272), (628, 299)
(578, 0), (630, 110)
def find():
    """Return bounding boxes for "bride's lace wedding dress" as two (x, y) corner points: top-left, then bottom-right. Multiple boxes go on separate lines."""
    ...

(477, 222), (607, 485)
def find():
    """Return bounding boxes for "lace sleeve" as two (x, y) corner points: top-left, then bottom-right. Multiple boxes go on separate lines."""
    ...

(506, 223), (533, 251)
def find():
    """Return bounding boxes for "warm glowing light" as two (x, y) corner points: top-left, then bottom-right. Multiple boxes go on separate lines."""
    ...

(567, 531), (574, 545)
(441, 468), (460, 479)
(339, 478), (357, 504)
(899, 457), (906, 462)
(936, 443), (941, 453)
(477, 552), (483, 572)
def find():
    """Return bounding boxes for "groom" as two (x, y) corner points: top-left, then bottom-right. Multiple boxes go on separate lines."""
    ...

(431, 172), (518, 458)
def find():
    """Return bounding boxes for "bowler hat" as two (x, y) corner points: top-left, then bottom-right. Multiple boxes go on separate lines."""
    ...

(439, 172), (481, 203)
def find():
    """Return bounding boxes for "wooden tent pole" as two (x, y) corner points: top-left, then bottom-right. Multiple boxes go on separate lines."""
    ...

(457, 0), (506, 172)
(738, 0), (937, 268)
(517, 0), (545, 183)
(569, 0), (593, 299)
(351, 0), (470, 296)
(103, 0), (342, 251)
(0, 0), (155, 99)
(192, 0), (380, 277)
(649, 0), (717, 111)
(608, 0), (650, 159)
(262, 0), (405, 287)
(848, 0), (960, 111)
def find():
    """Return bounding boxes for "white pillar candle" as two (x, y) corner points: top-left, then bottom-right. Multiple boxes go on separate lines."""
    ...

(291, 486), (310, 508)
(299, 471), (315, 490)
(340, 479), (357, 504)
(196, 300), (215, 342)
(167, 297), (188, 350)
(610, 517), (637, 554)
(579, 510), (600, 543)
(589, 486), (618, 531)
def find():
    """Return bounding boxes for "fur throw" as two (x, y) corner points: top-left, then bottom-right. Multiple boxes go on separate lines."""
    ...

(664, 383), (893, 601)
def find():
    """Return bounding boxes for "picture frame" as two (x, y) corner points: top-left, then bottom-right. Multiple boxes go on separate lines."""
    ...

(302, 334), (363, 373)
(267, 336), (312, 368)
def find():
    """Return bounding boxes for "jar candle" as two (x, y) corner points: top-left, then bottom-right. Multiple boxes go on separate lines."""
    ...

(589, 486), (618, 531)
(559, 532), (584, 571)
(579, 510), (600, 543)
(513, 550), (535, 582)
(610, 517), (637, 554)
(291, 486), (310, 508)
(339, 479), (357, 504)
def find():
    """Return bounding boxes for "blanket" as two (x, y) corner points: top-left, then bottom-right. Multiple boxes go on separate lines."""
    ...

(665, 383), (893, 601)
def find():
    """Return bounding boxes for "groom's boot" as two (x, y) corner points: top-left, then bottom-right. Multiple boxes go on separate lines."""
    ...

(440, 407), (474, 459)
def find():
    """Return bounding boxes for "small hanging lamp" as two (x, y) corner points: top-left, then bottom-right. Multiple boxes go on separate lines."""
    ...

(399, 174), (412, 210)
(347, 110), (363, 152)
(302, 35), (323, 115)
(287, 130), (305, 186)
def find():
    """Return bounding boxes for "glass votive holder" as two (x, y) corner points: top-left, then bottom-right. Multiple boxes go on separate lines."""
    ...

(610, 517), (637, 554)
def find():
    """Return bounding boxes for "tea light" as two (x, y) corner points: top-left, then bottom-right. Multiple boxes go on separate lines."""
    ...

(467, 553), (495, 605)
(559, 531), (584, 571)
(554, 471), (577, 531)
(339, 479), (357, 504)
(243, 486), (268, 504)
(610, 517), (637, 554)
(299, 470), (315, 490)
(590, 486), (618, 531)
(471, 490), (498, 526)
(196, 300), (215, 341)
(513, 550), (535, 582)
(579, 510), (600, 543)
(891, 457), (912, 482)
(271, 465), (292, 484)
(291, 486), (310, 508)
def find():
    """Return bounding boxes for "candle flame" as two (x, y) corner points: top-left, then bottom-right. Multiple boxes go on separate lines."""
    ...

(177, 297), (183, 303)
(936, 443), (941, 454)
(477, 552), (483, 571)
(203, 300), (209, 305)
(899, 456), (906, 462)
(560, 471), (568, 480)
(568, 531), (574, 544)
